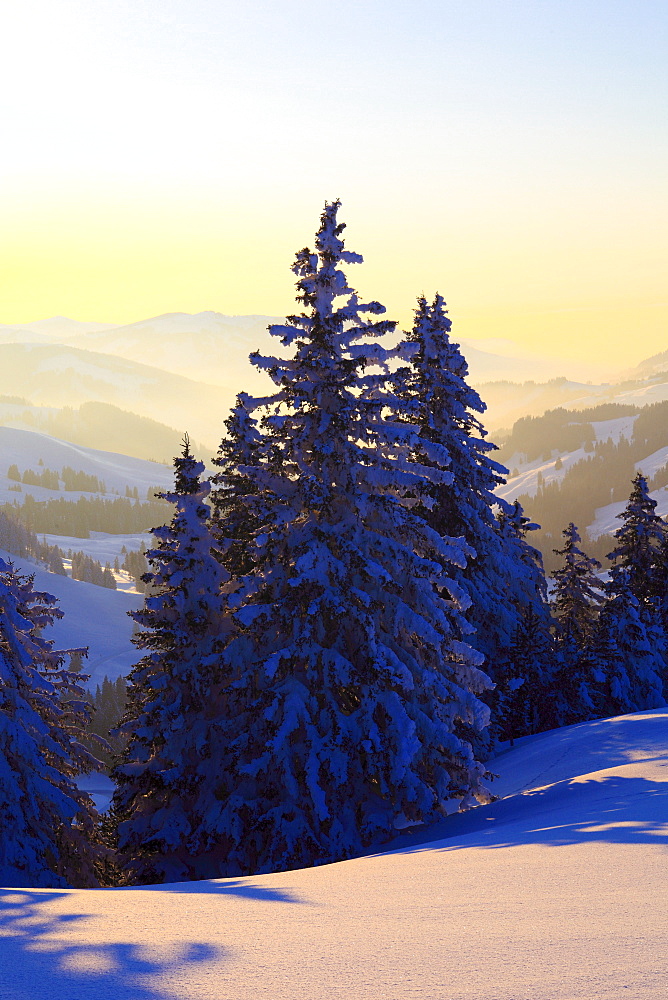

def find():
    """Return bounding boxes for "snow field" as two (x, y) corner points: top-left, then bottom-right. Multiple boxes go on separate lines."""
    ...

(2, 708), (668, 999)
(37, 531), (149, 594)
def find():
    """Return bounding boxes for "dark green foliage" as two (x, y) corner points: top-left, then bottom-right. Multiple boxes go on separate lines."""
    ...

(21, 466), (60, 490)
(549, 523), (605, 725)
(493, 606), (554, 742)
(633, 400), (668, 457)
(606, 472), (667, 606)
(71, 552), (117, 589)
(85, 675), (128, 771)
(551, 523), (603, 647)
(1, 494), (167, 537)
(61, 466), (107, 493)
(0, 509), (67, 573)
(122, 544), (148, 592)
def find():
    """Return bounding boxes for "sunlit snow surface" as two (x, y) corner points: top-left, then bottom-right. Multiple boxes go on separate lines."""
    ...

(2, 709), (668, 999)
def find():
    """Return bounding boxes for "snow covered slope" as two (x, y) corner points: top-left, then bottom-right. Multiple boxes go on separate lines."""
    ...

(2, 708), (667, 999)
(21, 311), (581, 391)
(0, 549), (141, 687)
(497, 406), (668, 549)
(0, 426), (172, 502)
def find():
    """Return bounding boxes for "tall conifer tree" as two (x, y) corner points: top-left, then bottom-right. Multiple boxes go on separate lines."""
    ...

(394, 296), (551, 690)
(209, 202), (493, 876)
(114, 438), (237, 883)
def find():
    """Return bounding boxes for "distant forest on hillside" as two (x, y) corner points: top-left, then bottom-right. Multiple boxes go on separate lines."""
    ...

(497, 400), (668, 571)
(1, 494), (168, 538)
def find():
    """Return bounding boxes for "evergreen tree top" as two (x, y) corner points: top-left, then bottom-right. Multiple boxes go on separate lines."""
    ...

(607, 472), (667, 602)
(406, 293), (485, 422)
(253, 200), (397, 381)
(551, 522), (603, 644)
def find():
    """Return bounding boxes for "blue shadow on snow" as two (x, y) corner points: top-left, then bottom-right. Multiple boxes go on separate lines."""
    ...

(0, 889), (222, 1000)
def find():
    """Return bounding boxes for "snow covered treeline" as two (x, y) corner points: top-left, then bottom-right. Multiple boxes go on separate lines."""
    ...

(112, 202), (554, 882)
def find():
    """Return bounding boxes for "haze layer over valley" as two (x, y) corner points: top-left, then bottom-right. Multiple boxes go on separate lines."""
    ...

(0, 311), (657, 453)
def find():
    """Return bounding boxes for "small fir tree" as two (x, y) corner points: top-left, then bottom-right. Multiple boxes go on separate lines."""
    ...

(607, 472), (667, 606)
(551, 523), (604, 646)
(550, 523), (604, 724)
(113, 437), (238, 884)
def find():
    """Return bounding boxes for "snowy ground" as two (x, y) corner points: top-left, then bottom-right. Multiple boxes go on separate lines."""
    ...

(2, 708), (667, 999)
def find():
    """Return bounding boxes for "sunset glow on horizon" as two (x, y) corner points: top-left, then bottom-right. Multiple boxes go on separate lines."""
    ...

(1, 1), (666, 371)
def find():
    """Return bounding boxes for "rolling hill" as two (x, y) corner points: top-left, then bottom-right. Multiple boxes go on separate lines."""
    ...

(0, 342), (228, 450)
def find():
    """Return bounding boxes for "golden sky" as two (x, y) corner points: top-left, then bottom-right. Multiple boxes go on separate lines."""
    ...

(1, 1), (666, 371)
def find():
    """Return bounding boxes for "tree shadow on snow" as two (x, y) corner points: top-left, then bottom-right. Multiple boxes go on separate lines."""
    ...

(135, 878), (307, 903)
(389, 773), (668, 856)
(0, 889), (223, 1000)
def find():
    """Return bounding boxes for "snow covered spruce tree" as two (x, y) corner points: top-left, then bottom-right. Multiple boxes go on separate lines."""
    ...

(607, 472), (667, 607)
(0, 560), (101, 887)
(599, 474), (667, 710)
(550, 523), (604, 724)
(595, 573), (664, 715)
(211, 392), (266, 579)
(113, 437), (239, 884)
(492, 500), (555, 735)
(208, 201), (493, 876)
(392, 295), (552, 702)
